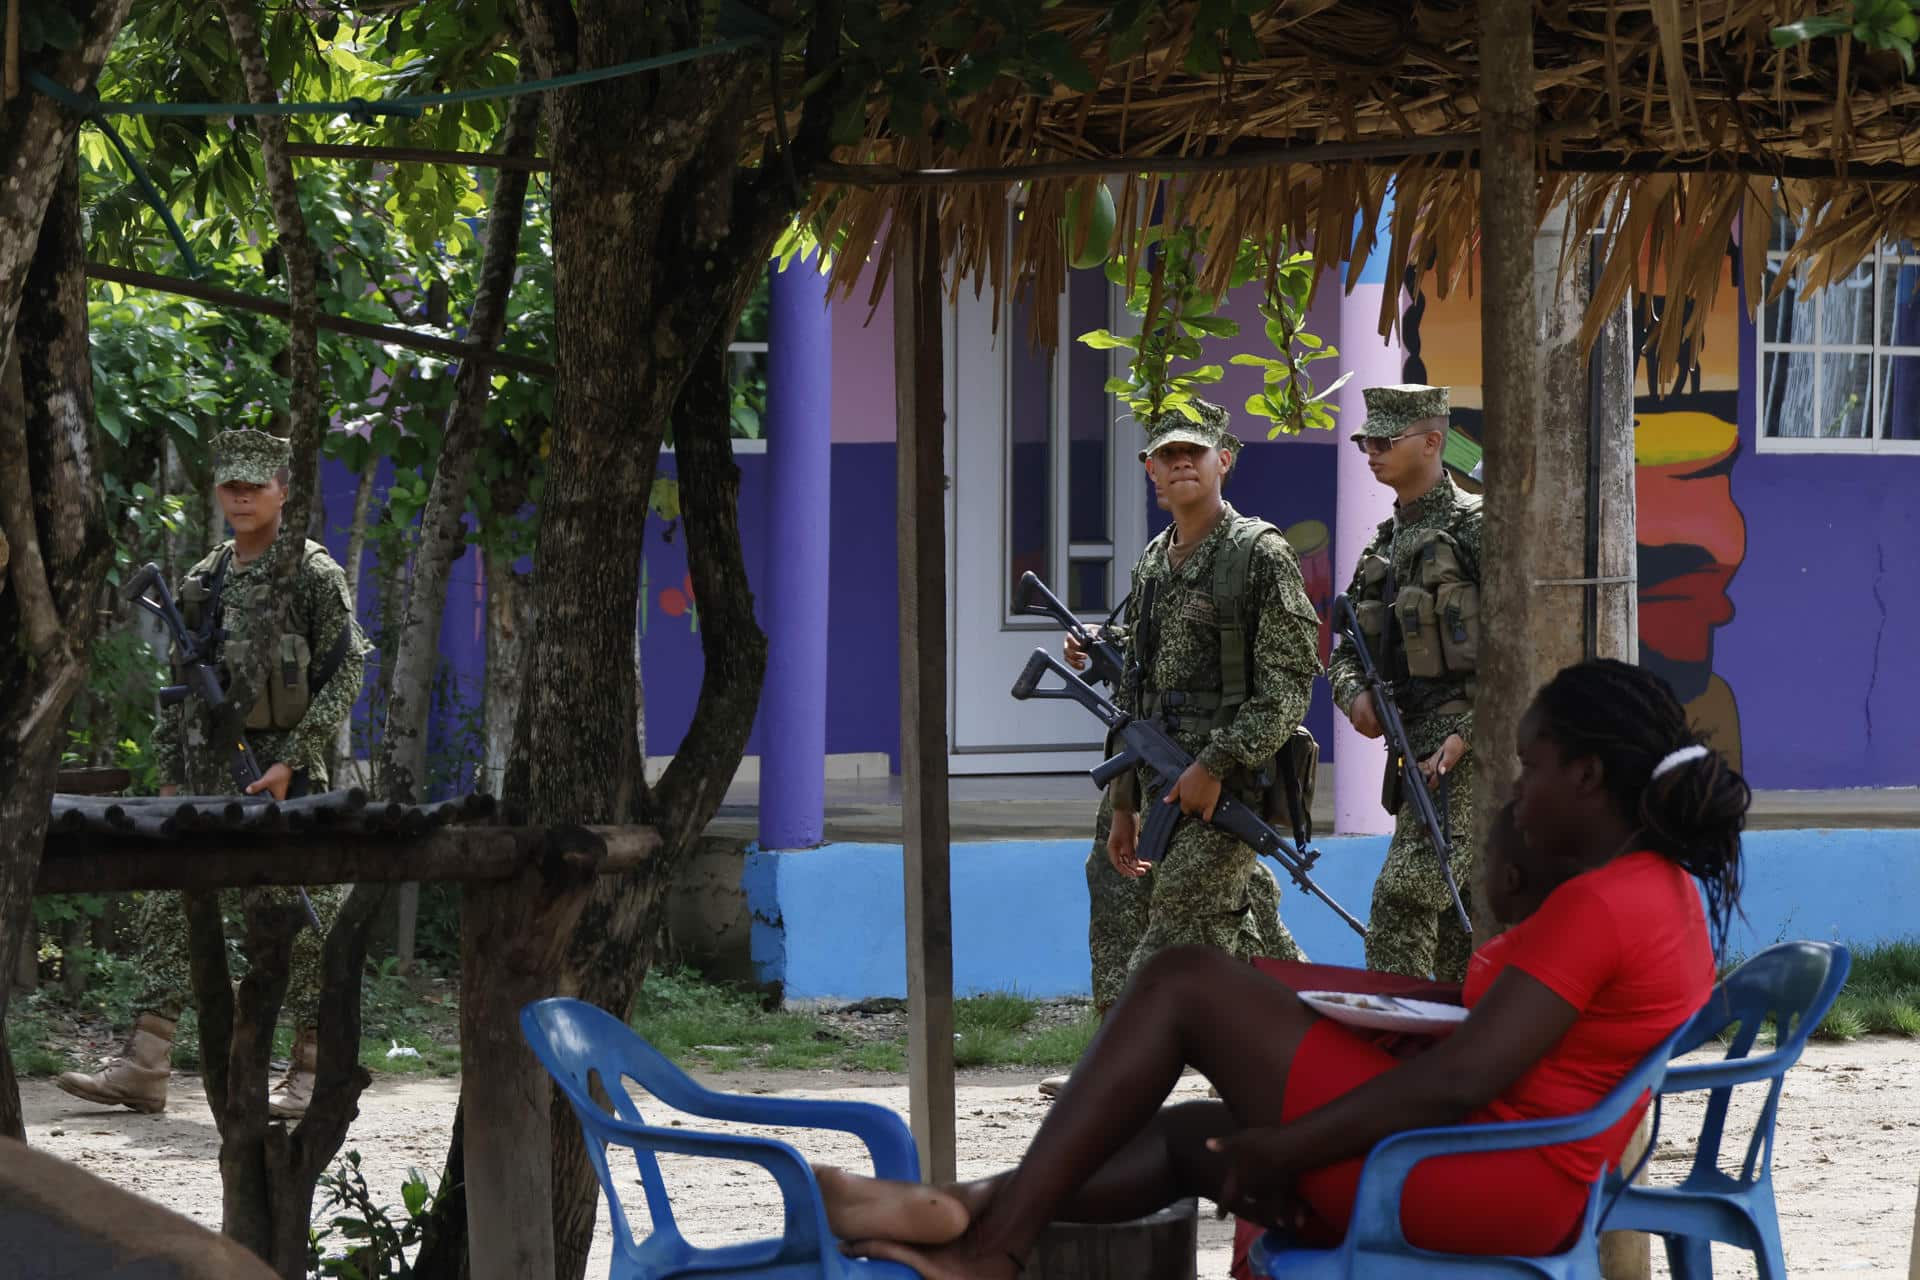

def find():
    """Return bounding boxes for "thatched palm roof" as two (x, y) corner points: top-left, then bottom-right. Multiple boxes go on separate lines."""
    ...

(808, 1), (1920, 381)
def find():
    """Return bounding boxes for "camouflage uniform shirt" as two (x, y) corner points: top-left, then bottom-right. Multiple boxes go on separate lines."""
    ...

(152, 537), (369, 792)
(1109, 502), (1322, 974)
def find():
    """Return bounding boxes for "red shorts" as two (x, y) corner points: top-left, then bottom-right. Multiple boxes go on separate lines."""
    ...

(1275, 1020), (1592, 1256)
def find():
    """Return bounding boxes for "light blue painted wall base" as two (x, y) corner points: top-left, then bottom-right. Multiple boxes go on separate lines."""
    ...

(746, 831), (1920, 1003)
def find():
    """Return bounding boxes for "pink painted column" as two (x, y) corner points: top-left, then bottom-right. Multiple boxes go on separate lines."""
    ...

(1330, 237), (1402, 836)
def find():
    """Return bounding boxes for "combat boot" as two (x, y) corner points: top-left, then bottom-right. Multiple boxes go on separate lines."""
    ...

(267, 1025), (318, 1121)
(55, 1012), (175, 1114)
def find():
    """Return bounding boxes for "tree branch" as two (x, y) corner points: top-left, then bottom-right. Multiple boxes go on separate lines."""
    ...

(650, 333), (766, 842)
(376, 86), (542, 806)
(216, 0), (326, 544)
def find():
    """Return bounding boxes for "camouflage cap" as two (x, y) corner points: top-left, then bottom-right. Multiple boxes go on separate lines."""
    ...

(1136, 399), (1235, 460)
(210, 428), (292, 486)
(1351, 383), (1450, 442)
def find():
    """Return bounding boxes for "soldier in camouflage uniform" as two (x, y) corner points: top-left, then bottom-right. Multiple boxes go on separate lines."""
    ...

(1327, 385), (1483, 982)
(1106, 402), (1321, 978)
(57, 429), (369, 1118)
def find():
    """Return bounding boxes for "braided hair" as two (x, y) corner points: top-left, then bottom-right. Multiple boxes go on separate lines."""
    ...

(1531, 659), (1750, 950)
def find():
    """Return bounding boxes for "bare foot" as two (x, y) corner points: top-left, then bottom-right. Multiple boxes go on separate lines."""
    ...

(844, 1237), (1022, 1280)
(941, 1175), (1001, 1225)
(815, 1165), (970, 1245)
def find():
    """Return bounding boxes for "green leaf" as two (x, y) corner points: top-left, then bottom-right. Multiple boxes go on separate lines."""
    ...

(1180, 315), (1239, 337)
(1769, 15), (1852, 45)
(1184, 364), (1225, 383)
(1026, 32), (1098, 93)
(1183, 35), (1223, 76)
(1103, 376), (1138, 394)
(1077, 328), (1138, 350)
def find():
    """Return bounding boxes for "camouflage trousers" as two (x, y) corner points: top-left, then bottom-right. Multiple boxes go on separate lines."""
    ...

(1363, 751), (1478, 983)
(1086, 794), (1305, 1011)
(132, 885), (346, 1028)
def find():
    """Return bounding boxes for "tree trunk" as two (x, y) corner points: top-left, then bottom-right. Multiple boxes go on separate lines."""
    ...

(420, 6), (841, 1273)
(482, 545), (532, 798)
(376, 90), (540, 807)
(190, 882), (389, 1276)
(544, 333), (768, 1280)
(0, 125), (121, 1139)
(332, 465), (377, 787)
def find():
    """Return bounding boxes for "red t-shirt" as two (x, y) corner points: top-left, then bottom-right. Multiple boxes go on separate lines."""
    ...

(1463, 850), (1713, 1183)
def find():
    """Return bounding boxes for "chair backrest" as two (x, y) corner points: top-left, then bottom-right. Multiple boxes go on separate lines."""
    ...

(1672, 941), (1851, 1189)
(520, 997), (698, 1259)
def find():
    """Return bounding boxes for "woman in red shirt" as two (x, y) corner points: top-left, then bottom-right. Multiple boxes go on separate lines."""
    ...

(826, 659), (1748, 1277)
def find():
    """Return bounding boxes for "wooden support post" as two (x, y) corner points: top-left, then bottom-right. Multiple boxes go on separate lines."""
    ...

(1481, 6), (1644, 1272)
(894, 199), (957, 1185)
(1476, 0), (1545, 837)
(460, 828), (604, 1280)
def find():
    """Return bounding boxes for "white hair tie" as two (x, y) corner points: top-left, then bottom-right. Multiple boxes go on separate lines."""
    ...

(1651, 744), (1711, 781)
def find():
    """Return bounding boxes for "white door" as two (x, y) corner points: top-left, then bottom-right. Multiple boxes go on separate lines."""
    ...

(947, 265), (1146, 774)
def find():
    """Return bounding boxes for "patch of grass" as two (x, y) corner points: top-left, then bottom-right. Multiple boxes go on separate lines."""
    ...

(1003, 1014), (1101, 1068)
(1812, 940), (1920, 1041)
(632, 967), (851, 1073)
(847, 1042), (908, 1073)
(628, 970), (1092, 1074)
(955, 992), (1039, 1036)
(7, 1002), (74, 1076)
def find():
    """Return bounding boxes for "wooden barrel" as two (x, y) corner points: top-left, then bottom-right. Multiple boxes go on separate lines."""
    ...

(1022, 1198), (1199, 1280)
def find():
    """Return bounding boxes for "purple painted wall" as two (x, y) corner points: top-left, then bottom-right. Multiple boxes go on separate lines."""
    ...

(1718, 301), (1920, 789)
(636, 447), (902, 768)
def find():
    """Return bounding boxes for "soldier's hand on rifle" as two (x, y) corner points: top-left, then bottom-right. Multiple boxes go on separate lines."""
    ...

(1348, 691), (1385, 739)
(1164, 761), (1223, 822)
(1108, 809), (1148, 878)
(245, 761), (295, 802)
(1418, 734), (1468, 790)
(1064, 626), (1100, 671)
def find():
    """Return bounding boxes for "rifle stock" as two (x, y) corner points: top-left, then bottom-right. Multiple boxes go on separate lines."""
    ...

(1014, 571), (1128, 691)
(1332, 595), (1472, 935)
(1011, 648), (1367, 939)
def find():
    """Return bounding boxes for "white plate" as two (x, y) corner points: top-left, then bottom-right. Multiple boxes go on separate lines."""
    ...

(1297, 990), (1470, 1036)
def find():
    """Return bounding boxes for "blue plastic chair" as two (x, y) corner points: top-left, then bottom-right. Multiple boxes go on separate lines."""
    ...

(522, 997), (923, 1280)
(1248, 1020), (1690, 1279)
(1602, 940), (1850, 1280)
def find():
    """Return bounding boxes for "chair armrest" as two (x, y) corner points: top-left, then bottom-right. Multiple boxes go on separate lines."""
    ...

(1659, 1046), (1806, 1093)
(587, 1114), (842, 1267)
(653, 1091), (921, 1182)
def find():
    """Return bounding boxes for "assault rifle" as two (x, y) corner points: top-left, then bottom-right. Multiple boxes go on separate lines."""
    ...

(1011, 648), (1367, 939)
(1332, 594), (1472, 935)
(1013, 571), (1128, 691)
(125, 561), (323, 931)
(1017, 569), (1318, 859)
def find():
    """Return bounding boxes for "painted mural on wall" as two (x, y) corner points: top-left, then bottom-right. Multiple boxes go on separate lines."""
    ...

(1404, 250), (1747, 768)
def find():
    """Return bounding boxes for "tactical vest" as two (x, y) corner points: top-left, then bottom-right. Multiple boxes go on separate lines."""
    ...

(1137, 516), (1319, 837)
(177, 541), (343, 733)
(1351, 516), (1481, 692)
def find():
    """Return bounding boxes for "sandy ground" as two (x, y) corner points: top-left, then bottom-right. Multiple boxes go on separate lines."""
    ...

(19, 1036), (1920, 1277)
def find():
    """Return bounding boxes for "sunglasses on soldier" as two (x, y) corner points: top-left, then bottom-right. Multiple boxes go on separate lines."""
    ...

(1355, 429), (1432, 456)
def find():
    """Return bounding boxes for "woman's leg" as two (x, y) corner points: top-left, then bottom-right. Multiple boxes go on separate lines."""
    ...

(844, 946), (1320, 1276)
